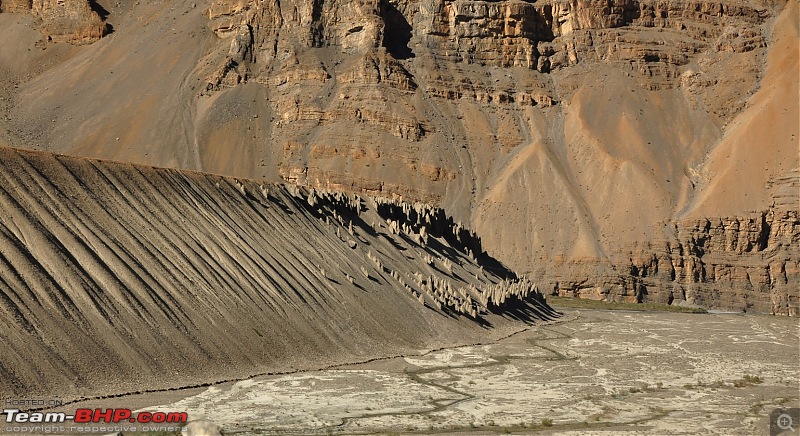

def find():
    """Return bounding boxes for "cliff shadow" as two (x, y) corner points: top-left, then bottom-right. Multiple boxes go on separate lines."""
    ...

(88, 0), (115, 35)
(89, 0), (110, 20)
(382, 2), (414, 59)
(489, 296), (562, 324)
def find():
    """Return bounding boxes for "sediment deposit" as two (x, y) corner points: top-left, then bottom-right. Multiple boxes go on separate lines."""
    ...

(0, 146), (553, 400)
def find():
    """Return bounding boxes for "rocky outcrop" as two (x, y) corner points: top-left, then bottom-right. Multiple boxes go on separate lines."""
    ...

(669, 210), (798, 315)
(549, 171), (800, 315)
(199, 0), (767, 113)
(0, 0), (107, 44)
(666, 171), (800, 315)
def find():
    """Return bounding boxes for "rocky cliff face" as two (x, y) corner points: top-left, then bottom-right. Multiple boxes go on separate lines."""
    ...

(190, 0), (772, 196)
(0, 0), (796, 314)
(551, 213), (799, 315)
(548, 169), (799, 315)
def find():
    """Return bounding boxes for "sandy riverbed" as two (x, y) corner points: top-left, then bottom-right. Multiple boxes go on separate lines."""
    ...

(134, 309), (799, 435)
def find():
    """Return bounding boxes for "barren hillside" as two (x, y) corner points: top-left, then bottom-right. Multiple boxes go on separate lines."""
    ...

(0, 0), (796, 313)
(0, 146), (553, 400)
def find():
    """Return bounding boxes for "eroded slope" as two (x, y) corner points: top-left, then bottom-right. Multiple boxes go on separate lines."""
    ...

(0, 146), (552, 401)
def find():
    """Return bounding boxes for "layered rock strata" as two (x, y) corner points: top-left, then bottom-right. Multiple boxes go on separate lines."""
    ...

(548, 208), (799, 315)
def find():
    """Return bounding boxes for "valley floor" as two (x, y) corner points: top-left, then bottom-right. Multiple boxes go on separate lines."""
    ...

(61, 309), (799, 435)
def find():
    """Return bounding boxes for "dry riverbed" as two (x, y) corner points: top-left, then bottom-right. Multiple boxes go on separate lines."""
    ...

(132, 309), (799, 435)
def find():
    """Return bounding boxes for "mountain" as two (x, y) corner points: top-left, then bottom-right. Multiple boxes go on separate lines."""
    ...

(0, 0), (796, 313)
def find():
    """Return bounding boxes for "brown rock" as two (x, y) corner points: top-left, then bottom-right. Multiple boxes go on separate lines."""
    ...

(0, 0), (107, 44)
